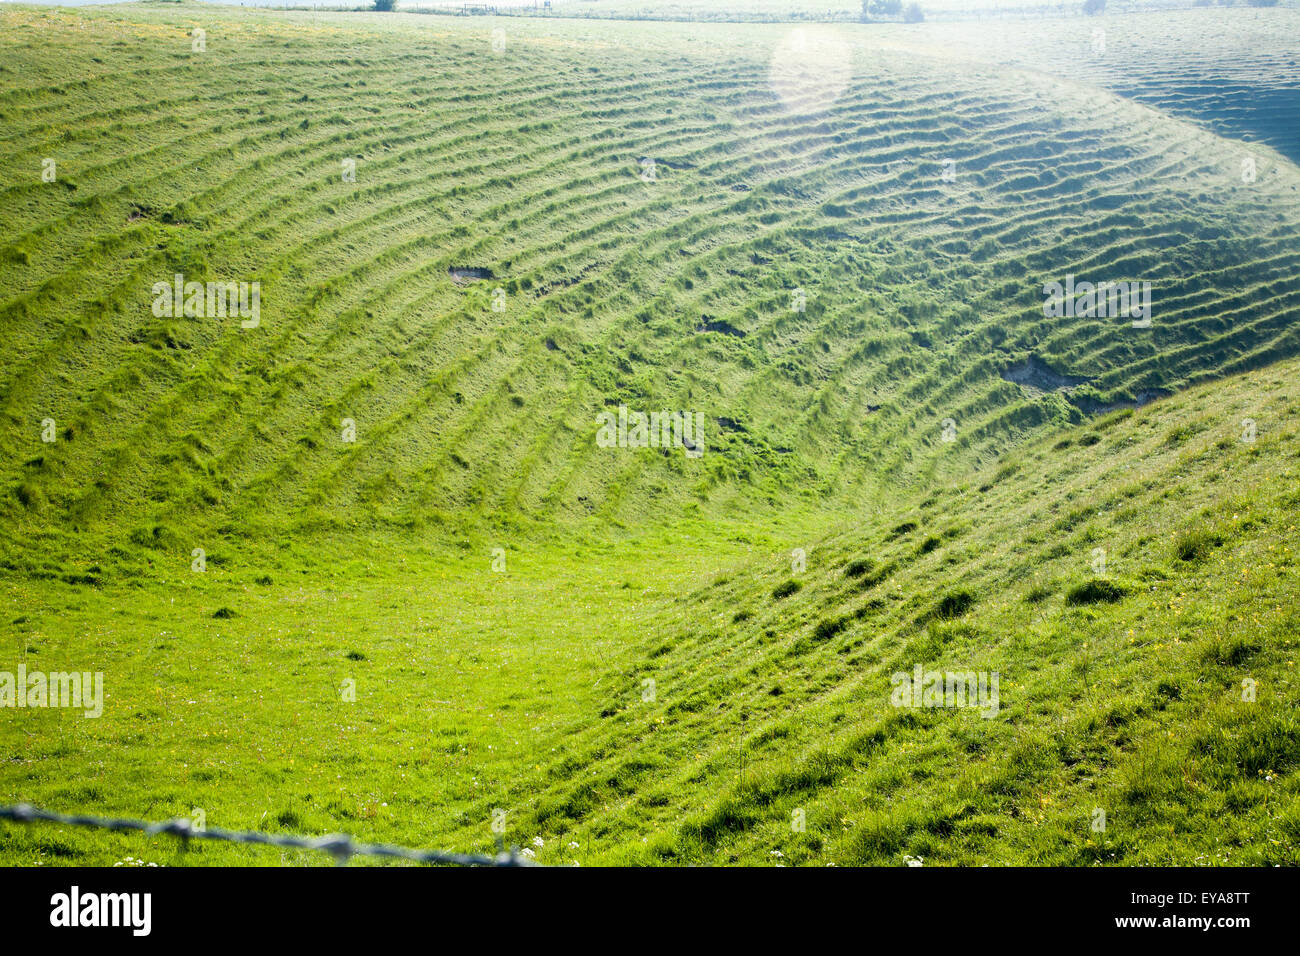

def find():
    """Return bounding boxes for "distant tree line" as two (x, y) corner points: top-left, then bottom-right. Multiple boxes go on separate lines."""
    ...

(862, 0), (925, 22)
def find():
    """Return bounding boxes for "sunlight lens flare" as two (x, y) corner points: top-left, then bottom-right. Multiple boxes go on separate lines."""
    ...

(768, 27), (855, 115)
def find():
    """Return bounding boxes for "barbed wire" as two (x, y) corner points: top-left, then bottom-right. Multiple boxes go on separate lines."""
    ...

(0, 803), (535, 867)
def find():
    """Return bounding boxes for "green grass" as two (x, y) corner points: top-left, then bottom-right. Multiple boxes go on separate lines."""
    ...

(482, 360), (1300, 866)
(0, 4), (1297, 866)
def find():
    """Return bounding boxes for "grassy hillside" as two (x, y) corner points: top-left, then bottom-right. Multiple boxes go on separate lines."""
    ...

(2, 6), (1298, 561)
(911, 8), (1300, 164)
(0, 4), (1297, 866)
(4, 334), (1297, 867)
(504, 358), (1300, 866)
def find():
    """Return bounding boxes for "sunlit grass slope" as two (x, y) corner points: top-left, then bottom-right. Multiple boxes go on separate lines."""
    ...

(1, 5), (1298, 573)
(907, 8), (1300, 164)
(495, 356), (1300, 866)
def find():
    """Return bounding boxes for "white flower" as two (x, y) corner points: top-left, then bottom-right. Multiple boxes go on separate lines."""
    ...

(532, 836), (544, 848)
(770, 850), (784, 858)
(567, 841), (579, 850)
(520, 847), (536, 859)
(903, 854), (924, 867)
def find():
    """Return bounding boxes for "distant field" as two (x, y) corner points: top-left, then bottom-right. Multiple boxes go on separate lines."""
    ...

(0, 4), (1297, 866)
(408, 0), (1226, 24)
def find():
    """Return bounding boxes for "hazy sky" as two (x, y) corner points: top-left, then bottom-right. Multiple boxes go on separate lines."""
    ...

(12, 0), (1097, 8)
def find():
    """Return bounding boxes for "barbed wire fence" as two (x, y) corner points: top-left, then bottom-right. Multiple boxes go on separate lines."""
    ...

(0, 803), (535, 867)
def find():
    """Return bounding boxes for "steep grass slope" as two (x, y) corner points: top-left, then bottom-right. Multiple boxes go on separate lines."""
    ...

(1, 6), (1298, 571)
(471, 356), (1300, 865)
(3, 338), (1296, 867)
